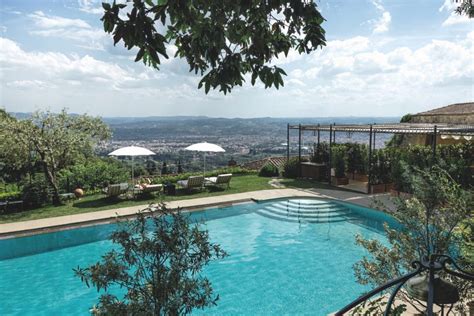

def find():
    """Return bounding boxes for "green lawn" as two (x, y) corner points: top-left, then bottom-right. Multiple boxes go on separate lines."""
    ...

(0, 175), (275, 224)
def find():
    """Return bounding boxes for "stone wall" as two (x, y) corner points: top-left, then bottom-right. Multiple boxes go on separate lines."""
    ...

(411, 114), (474, 124)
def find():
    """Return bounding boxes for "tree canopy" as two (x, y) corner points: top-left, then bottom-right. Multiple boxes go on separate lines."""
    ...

(101, 0), (326, 94)
(0, 109), (111, 204)
(456, 0), (474, 17)
(353, 167), (473, 314)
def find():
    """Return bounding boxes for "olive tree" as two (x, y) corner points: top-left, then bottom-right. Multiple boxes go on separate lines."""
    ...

(353, 167), (473, 314)
(0, 109), (110, 204)
(101, 0), (326, 94)
(74, 205), (227, 315)
(0, 109), (30, 182)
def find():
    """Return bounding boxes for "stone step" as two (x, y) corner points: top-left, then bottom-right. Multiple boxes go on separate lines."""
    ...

(275, 200), (339, 209)
(259, 207), (352, 219)
(255, 209), (359, 224)
(265, 205), (350, 215)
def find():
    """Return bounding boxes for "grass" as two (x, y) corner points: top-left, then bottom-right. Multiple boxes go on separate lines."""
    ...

(0, 175), (275, 224)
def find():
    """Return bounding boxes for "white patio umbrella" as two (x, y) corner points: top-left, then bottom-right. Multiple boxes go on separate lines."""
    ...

(108, 146), (155, 182)
(184, 142), (225, 176)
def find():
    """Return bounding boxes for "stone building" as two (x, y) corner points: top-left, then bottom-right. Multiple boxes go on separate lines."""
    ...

(411, 102), (474, 125)
(405, 102), (474, 146)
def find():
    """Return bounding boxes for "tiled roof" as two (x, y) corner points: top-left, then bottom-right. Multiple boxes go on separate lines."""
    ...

(241, 156), (288, 170)
(415, 102), (474, 116)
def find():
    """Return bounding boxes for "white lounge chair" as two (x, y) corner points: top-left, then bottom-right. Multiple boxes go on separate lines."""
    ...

(177, 176), (204, 192)
(103, 183), (129, 198)
(138, 184), (163, 194)
(205, 173), (232, 189)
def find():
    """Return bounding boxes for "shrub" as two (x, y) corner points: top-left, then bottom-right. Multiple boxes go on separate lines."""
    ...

(283, 157), (301, 178)
(151, 167), (254, 184)
(311, 142), (329, 164)
(369, 149), (392, 184)
(59, 158), (129, 192)
(74, 206), (227, 315)
(0, 191), (22, 201)
(331, 146), (346, 178)
(161, 161), (169, 175)
(21, 175), (51, 208)
(258, 164), (279, 177)
(345, 143), (368, 174)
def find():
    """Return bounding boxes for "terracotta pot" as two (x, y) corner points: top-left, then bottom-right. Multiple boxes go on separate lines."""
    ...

(390, 189), (399, 197)
(331, 176), (349, 185)
(370, 183), (386, 194)
(74, 188), (84, 198)
(354, 172), (369, 182)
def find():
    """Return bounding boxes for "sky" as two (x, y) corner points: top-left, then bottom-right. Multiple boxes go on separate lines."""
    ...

(0, 0), (473, 118)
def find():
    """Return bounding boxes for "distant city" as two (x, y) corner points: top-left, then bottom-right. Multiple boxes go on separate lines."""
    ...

(10, 114), (400, 172)
(105, 116), (399, 172)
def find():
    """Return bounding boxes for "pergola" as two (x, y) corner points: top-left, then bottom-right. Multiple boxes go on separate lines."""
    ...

(287, 122), (474, 193)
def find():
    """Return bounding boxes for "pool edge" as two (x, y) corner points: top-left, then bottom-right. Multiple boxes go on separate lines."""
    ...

(0, 189), (321, 239)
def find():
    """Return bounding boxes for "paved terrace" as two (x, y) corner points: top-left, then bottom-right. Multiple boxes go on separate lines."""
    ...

(0, 187), (394, 238)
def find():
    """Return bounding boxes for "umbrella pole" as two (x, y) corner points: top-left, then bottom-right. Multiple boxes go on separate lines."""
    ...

(132, 156), (134, 184)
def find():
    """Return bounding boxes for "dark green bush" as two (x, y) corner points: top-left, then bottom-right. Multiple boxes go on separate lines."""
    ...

(345, 143), (368, 174)
(369, 149), (392, 184)
(0, 191), (22, 201)
(283, 157), (302, 178)
(151, 167), (254, 184)
(311, 142), (329, 164)
(21, 175), (51, 208)
(59, 158), (129, 191)
(331, 146), (346, 178)
(258, 164), (279, 177)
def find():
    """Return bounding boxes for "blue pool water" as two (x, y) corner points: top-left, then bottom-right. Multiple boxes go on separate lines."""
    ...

(0, 198), (399, 315)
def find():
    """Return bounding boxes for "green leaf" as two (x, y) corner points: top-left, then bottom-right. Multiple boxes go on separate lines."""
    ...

(135, 48), (146, 62)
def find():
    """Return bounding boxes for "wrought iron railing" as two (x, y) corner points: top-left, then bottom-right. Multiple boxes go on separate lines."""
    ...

(335, 254), (474, 316)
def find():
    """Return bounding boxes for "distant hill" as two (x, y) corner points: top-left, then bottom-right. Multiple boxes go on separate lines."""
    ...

(7, 112), (399, 140)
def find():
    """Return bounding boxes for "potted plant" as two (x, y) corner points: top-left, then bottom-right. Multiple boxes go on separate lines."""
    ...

(345, 143), (357, 179)
(369, 150), (386, 193)
(354, 144), (369, 182)
(311, 142), (330, 165)
(331, 146), (349, 185)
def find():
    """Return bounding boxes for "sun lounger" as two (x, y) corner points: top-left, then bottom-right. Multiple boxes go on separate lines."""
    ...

(205, 173), (232, 189)
(103, 183), (129, 198)
(177, 176), (204, 192)
(137, 184), (163, 194)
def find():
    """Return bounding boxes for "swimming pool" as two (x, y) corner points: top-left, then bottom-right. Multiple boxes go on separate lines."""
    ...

(0, 198), (398, 315)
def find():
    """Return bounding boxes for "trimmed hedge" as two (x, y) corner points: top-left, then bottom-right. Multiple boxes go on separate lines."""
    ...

(0, 191), (22, 201)
(59, 158), (129, 192)
(150, 167), (255, 184)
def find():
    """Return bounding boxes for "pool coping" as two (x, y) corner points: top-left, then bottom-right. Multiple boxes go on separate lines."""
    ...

(0, 189), (322, 239)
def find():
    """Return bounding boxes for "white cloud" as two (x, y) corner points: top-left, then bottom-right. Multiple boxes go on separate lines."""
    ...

(28, 11), (107, 50)
(0, 37), (136, 87)
(370, 0), (392, 34)
(30, 28), (106, 48)
(285, 32), (473, 110)
(439, 0), (473, 27)
(442, 13), (472, 26)
(28, 11), (91, 29)
(77, 0), (103, 15)
(6, 80), (54, 89)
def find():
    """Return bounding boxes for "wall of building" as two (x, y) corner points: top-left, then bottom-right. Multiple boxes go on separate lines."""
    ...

(411, 114), (474, 124)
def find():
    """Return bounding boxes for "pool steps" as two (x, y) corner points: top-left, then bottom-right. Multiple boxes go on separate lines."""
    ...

(255, 200), (359, 223)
